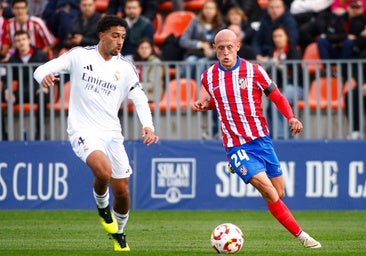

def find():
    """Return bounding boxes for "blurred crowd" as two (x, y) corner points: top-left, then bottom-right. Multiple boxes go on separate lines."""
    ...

(0, 0), (365, 140)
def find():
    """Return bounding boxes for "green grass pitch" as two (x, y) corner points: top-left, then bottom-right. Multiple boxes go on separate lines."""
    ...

(0, 210), (365, 255)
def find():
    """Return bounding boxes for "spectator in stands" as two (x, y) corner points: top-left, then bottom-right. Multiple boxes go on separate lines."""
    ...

(27, 0), (47, 17)
(266, 25), (303, 139)
(236, 0), (266, 22)
(214, 0), (239, 18)
(348, 0), (366, 57)
(42, 0), (80, 52)
(0, 5), (8, 60)
(106, 0), (159, 21)
(1, 30), (49, 139)
(317, 0), (366, 80)
(63, 0), (101, 49)
(227, 24), (256, 60)
(290, 0), (333, 52)
(0, 0), (13, 18)
(226, 6), (256, 45)
(134, 38), (164, 103)
(1, 0), (56, 62)
(251, 0), (298, 62)
(121, 0), (155, 59)
(179, 0), (225, 79)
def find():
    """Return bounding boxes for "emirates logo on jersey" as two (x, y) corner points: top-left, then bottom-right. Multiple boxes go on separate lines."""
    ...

(238, 77), (248, 90)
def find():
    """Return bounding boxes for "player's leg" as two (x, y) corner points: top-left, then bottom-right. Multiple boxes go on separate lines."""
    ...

(269, 176), (285, 199)
(105, 137), (132, 251)
(249, 173), (321, 248)
(109, 177), (131, 251)
(86, 150), (118, 234)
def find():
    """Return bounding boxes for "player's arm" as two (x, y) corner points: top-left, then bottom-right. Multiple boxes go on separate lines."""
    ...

(265, 83), (303, 135)
(128, 81), (159, 144)
(33, 52), (70, 86)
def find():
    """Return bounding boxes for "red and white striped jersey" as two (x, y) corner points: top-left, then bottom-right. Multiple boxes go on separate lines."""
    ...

(201, 58), (274, 148)
(0, 16), (8, 51)
(2, 16), (56, 50)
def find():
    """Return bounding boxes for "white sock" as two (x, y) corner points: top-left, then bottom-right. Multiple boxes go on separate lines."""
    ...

(297, 231), (308, 240)
(93, 188), (109, 209)
(113, 210), (129, 234)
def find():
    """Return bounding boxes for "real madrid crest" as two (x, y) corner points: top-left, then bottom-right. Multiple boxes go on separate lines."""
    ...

(113, 70), (121, 81)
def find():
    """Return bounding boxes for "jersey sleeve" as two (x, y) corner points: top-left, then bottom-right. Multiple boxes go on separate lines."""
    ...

(127, 65), (155, 131)
(33, 48), (74, 84)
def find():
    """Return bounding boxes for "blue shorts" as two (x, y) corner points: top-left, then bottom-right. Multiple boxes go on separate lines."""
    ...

(226, 136), (282, 184)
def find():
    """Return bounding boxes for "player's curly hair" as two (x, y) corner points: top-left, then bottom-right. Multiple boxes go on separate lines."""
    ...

(97, 15), (127, 34)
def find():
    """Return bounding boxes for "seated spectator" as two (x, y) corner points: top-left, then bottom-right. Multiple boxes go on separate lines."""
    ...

(1, 30), (49, 140)
(179, 0), (225, 79)
(0, 0), (13, 18)
(27, 0), (47, 17)
(63, 0), (101, 49)
(348, 0), (366, 57)
(106, 0), (159, 21)
(122, 0), (155, 59)
(265, 25), (303, 139)
(227, 24), (256, 60)
(290, 0), (333, 51)
(214, 0), (239, 18)
(42, 0), (80, 52)
(1, 0), (56, 61)
(236, 0), (266, 23)
(226, 6), (256, 45)
(0, 5), (8, 60)
(134, 38), (164, 103)
(317, 0), (366, 80)
(251, 0), (299, 62)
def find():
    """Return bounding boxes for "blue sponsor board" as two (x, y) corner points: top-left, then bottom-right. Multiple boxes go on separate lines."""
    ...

(0, 140), (365, 210)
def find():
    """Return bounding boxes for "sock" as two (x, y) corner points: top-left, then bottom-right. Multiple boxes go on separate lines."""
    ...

(267, 199), (302, 237)
(113, 210), (129, 234)
(93, 188), (109, 209)
(297, 231), (309, 241)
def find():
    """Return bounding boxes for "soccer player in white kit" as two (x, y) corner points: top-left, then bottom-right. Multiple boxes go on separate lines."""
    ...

(34, 15), (159, 251)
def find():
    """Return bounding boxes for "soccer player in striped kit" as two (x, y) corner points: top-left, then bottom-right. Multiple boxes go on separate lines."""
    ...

(192, 29), (321, 249)
(34, 15), (159, 251)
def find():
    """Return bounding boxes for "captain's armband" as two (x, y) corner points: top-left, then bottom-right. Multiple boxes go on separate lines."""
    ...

(264, 82), (277, 96)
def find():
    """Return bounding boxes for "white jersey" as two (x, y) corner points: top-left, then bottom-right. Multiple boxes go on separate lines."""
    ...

(34, 45), (154, 137)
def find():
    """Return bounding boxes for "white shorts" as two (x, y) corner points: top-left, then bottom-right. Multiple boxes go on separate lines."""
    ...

(69, 131), (132, 179)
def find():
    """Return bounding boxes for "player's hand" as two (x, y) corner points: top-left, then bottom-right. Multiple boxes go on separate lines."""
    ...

(142, 127), (159, 146)
(41, 73), (60, 87)
(191, 100), (209, 112)
(289, 118), (303, 136)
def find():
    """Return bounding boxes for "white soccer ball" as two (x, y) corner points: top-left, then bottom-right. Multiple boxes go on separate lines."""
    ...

(210, 223), (244, 254)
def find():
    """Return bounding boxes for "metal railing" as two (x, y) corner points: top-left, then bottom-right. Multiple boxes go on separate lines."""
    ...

(0, 59), (365, 141)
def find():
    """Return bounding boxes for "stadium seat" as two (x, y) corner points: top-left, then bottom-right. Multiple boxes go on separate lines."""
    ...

(158, 0), (205, 12)
(298, 77), (344, 110)
(184, 0), (206, 11)
(302, 42), (323, 75)
(159, 78), (197, 111)
(153, 13), (163, 35)
(95, 0), (109, 13)
(153, 11), (195, 45)
(158, 0), (173, 11)
(257, 0), (269, 8)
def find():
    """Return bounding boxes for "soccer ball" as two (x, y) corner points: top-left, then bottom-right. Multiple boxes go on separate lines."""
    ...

(211, 223), (244, 254)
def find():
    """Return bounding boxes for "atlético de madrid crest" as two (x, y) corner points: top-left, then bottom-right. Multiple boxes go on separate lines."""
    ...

(238, 77), (248, 90)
